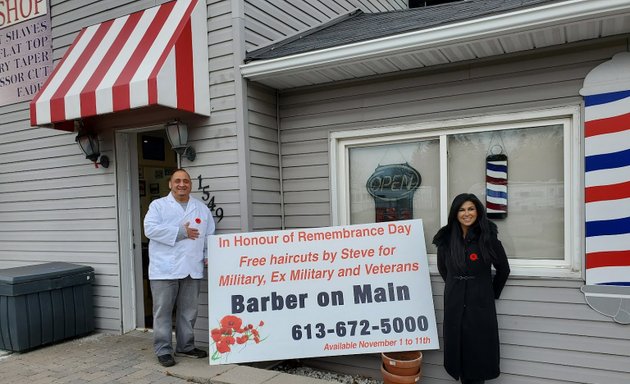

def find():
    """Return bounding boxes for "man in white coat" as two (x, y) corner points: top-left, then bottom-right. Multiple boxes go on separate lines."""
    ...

(144, 169), (215, 367)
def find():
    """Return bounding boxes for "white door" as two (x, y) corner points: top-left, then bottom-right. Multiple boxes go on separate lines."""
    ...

(115, 131), (144, 332)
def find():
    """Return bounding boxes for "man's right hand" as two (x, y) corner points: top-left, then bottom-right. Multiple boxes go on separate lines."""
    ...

(184, 222), (200, 240)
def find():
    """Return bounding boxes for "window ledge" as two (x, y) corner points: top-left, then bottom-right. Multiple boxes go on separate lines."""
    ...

(428, 261), (583, 280)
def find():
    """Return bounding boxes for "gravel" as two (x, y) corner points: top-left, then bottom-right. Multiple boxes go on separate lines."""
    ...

(274, 362), (383, 384)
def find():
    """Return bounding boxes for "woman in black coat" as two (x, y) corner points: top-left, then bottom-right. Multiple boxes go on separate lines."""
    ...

(432, 193), (510, 384)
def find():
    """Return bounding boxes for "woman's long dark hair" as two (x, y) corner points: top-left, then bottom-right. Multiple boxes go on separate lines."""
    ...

(432, 193), (498, 271)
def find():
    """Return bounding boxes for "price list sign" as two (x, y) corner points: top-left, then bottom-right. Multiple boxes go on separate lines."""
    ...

(207, 219), (439, 364)
(0, 0), (52, 106)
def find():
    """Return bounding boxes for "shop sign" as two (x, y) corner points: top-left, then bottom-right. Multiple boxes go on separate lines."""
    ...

(367, 163), (421, 222)
(0, 0), (51, 106)
(207, 220), (439, 364)
(366, 163), (421, 201)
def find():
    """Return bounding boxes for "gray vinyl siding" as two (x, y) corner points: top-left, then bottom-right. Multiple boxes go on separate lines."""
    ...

(193, 0), (244, 344)
(244, 0), (356, 51)
(201, 0), (242, 234)
(243, 0), (405, 52)
(248, 83), (282, 231)
(350, 0), (406, 12)
(0, 120), (120, 334)
(0, 0), (160, 332)
(0, 0), (245, 336)
(50, 0), (173, 60)
(275, 37), (630, 383)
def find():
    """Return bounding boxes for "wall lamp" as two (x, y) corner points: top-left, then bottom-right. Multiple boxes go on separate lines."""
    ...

(75, 126), (109, 168)
(165, 120), (196, 162)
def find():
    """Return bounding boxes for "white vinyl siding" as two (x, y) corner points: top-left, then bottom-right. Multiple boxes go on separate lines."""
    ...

(275, 38), (630, 382)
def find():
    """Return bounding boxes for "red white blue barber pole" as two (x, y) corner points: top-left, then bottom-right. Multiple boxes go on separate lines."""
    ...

(486, 153), (508, 220)
(579, 52), (630, 324)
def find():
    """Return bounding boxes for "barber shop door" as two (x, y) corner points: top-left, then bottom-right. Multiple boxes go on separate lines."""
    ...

(116, 128), (178, 332)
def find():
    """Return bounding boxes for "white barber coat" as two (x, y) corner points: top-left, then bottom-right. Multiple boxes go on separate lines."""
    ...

(144, 192), (215, 280)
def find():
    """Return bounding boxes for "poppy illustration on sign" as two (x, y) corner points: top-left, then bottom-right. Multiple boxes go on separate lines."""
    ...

(366, 163), (421, 222)
(210, 315), (266, 361)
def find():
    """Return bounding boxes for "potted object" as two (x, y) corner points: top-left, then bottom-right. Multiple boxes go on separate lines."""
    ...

(381, 351), (422, 383)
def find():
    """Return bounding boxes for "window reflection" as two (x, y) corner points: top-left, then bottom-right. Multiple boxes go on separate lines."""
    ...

(347, 124), (564, 260)
(449, 125), (564, 260)
(349, 140), (440, 253)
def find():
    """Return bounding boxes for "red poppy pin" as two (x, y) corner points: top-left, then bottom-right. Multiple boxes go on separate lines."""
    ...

(469, 253), (479, 261)
(195, 218), (202, 224)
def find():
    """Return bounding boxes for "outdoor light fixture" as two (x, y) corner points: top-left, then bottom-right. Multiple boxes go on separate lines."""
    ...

(165, 120), (196, 162)
(75, 125), (110, 168)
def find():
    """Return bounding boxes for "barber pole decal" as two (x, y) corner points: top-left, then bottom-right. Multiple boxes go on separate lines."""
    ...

(580, 52), (630, 324)
(486, 154), (508, 219)
(583, 92), (630, 288)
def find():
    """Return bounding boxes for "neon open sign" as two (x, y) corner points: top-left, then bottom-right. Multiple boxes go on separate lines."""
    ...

(366, 163), (421, 202)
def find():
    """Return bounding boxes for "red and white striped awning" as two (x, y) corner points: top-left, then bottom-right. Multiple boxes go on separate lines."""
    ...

(30, 0), (209, 130)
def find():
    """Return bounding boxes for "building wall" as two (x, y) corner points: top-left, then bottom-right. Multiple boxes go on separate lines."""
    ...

(351, 0), (406, 12)
(0, 0), (408, 338)
(202, 0), (243, 234)
(0, 0), (165, 332)
(0, 0), (245, 336)
(247, 83), (282, 231)
(202, 0), (410, 343)
(240, 0), (407, 231)
(275, 37), (630, 383)
(243, 0), (405, 51)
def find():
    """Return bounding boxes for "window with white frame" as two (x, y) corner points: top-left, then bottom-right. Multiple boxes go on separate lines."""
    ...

(331, 107), (581, 278)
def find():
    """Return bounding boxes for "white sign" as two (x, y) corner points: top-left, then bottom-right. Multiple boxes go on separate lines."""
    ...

(0, 0), (51, 106)
(0, 0), (48, 29)
(207, 219), (439, 364)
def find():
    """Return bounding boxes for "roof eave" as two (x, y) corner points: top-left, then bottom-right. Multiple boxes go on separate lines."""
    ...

(240, 0), (630, 83)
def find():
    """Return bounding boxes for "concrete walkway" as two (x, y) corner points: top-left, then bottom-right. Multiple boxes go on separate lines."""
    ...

(0, 331), (332, 384)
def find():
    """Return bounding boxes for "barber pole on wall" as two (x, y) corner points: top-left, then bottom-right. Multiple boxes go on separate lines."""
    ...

(486, 153), (508, 219)
(579, 52), (630, 324)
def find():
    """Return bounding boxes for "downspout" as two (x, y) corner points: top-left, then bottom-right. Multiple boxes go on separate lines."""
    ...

(277, 90), (286, 230)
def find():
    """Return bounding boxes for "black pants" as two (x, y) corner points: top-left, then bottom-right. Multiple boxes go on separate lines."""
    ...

(461, 379), (485, 384)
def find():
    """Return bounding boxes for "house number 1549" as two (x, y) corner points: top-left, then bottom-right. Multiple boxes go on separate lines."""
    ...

(197, 175), (224, 222)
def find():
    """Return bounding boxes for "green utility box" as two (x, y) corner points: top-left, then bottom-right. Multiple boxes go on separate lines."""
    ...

(0, 262), (95, 352)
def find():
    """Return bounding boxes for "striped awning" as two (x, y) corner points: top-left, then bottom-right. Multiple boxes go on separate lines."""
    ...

(30, 0), (209, 130)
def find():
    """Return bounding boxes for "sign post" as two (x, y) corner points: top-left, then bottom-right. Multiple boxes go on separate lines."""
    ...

(207, 219), (439, 364)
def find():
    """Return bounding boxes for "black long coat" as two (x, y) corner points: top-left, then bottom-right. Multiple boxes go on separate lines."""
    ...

(436, 227), (510, 381)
